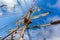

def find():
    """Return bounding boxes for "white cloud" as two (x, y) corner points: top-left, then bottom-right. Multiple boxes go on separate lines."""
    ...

(51, 37), (60, 40)
(0, 0), (33, 14)
(0, 12), (3, 16)
(2, 0), (17, 8)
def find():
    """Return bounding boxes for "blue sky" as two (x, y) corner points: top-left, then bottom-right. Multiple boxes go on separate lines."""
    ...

(0, 0), (60, 40)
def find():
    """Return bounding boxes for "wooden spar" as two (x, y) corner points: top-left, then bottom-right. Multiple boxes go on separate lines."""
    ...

(28, 20), (60, 29)
(19, 6), (34, 40)
(19, 13), (32, 40)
